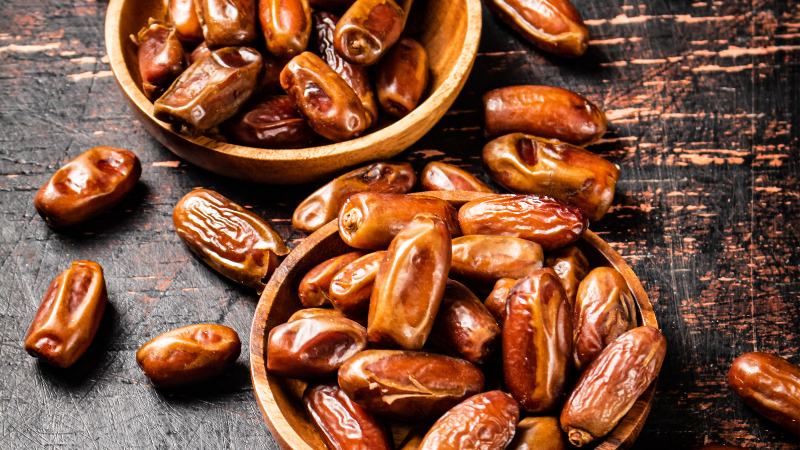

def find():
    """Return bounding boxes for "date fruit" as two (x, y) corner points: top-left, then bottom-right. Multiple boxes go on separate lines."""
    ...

(338, 349), (485, 420)
(545, 245), (589, 309)
(34, 146), (142, 228)
(398, 425), (428, 450)
(24, 261), (107, 368)
(135, 20), (187, 100)
(484, 278), (515, 326)
(507, 416), (567, 450)
(561, 326), (667, 447)
(170, 0), (204, 43)
(376, 37), (428, 118)
(333, 0), (405, 65)
(329, 251), (385, 317)
(450, 235), (543, 286)
(299, 251), (367, 307)
(222, 95), (316, 148)
(288, 307), (344, 322)
(136, 323), (241, 387)
(259, 0), (311, 59)
(188, 40), (211, 64)
(196, 0), (257, 47)
(421, 161), (494, 193)
(172, 189), (289, 292)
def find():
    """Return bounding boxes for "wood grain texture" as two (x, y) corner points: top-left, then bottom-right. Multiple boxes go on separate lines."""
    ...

(0, 0), (798, 449)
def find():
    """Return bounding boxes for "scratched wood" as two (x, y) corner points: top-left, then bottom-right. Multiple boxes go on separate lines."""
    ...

(0, 0), (798, 448)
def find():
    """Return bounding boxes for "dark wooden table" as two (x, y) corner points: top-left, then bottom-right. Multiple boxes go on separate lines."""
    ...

(1, 0), (798, 448)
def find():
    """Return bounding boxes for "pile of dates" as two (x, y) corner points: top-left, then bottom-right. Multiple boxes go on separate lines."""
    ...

(133, 0), (428, 147)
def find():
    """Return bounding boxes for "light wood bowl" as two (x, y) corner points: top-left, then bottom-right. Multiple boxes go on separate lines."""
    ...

(250, 192), (660, 450)
(104, 0), (482, 184)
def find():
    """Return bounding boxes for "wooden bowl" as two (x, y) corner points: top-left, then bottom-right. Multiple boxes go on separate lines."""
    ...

(104, 0), (482, 184)
(250, 193), (660, 450)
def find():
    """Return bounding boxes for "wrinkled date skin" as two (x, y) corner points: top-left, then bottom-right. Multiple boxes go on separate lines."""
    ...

(728, 352), (800, 435)
(430, 280), (502, 365)
(339, 192), (461, 250)
(418, 391), (519, 450)
(450, 235), (544, 287)
(154, 47), (263, 134)
(288, 307), (345, 322)
(34, 146), (142, 228)
(333, 0), (405, 65)
(507, 416), (567, 450)
(329, 251), (385, 317)
(483, 134), (620, 222)
(136, 20), (187, 100)
(484, 0), (588, 57)
(173, 189), (289, 292)
(197, 0), (257, 47)
(368, 213), (451, 349)
(421, 161), (494, 193)
(293, 162), (416, 233)
(299, 251), (366, 307)
(259, 0), (311, 59)
(561, 326), (667, 447)
(338, 350), (485, 420)
(222, 95), (316, 148)
(136, 324), (241, 387)
(545, 245), (590, 309)
(376, 37), (427, 118)
(170, 0), (204, 43)
(312, 12), (379, 128)
(280, 52), (367, 141)
(573, 267), (637, 371)
(267, 316), (367, 378)
(24, 261), (107, 368)
(504, 268), (572, 413)
(484, 278), (515, 326)
(458, 194), (587, 251)
(483, 86), (607, 146)
(304, 382), (394, 450)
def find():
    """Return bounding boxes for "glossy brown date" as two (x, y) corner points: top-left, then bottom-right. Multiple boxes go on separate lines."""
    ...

(170, 0), (204, 43)
(136, 20), (186, 100)
(188, 40), (211, 64)
(418, 391), (519, 450)
(34, 146), (141, 228)
(728, 352), (800, 435)
(450, 235), (543, 287)
(293, 161), (416, 233)
(368, 213), (451, 349)
(299, 251), (367, 307)
(280, 51), (367, 141)
(338, 349), (485, 420)
(420, 161), (494, 193)
(507, 417), (567, 450)
(504, 268), (572, 412)
(376, 37), (427, 118)
(172, 189), (289, 292)
(430, 280), (502, 365)
(458, 194), (587, 251)
(304, 381), (394, 450)
(288, 307), (345, 322)
(267, 316), (367, 378)
(573, 267), (637, 371)
(561, 326), (667, 447)
(483, 0), (588, 58)
(484, 278), (515, 326)
(136, 323), (241, 387)
(24, 261), (107, 368)
(339, 192), (461, 250)
(154, 47), (263, 134)
(483, 133), (620, 221)
(196, 0), (257, 47)
(222, 95), (316, 148)
(329, 251), (385, 317)
(333, 0), (405, 65)
(545, 245), (590, 309)
(483, 86), (606, 146)
(259, 0), (311, 59)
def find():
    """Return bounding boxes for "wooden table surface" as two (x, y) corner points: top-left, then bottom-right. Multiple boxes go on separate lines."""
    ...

(1, 0), (798, 448)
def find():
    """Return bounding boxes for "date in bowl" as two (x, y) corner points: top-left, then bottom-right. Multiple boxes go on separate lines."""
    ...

(104, 0), (481, 184)
(249, 192), (660, 450)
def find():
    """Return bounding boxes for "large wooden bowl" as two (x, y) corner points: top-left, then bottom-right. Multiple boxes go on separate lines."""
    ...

(104, 0), (481, 184)
(250, 193), (660, 450)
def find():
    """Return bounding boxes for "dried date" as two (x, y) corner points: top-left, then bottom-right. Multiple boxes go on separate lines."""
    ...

(299, 251), (367, 307)
(544, 245), (590, 309)
(507, 416), (567, 450)
(196, 0), (257, 47)
(484, 278), (515, 326)
(259, 0), (311, 58)
(376, 37), (428, 118)
(333, 0), (405, 65)
(420, 161), (494, 193)
(450, 235), (543, 287)
(329, 251), (385, 318)
(135, 20), (186, 100)
(222, 95), (316, 149)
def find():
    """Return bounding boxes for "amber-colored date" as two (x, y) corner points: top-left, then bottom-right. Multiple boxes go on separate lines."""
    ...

(728, 352), (800, 435)
(196, 0), (257, 47)
(280, 52), (367, 141)
(338, 349), (485, 420)
(561, 326), (667, 447)
(154, 47), (263, 134)
(259, 0), (311, 59)
(507, 417), (567, 450)
(376, 37), (427, 118)
(24, 261), (107, 368)
(288, 308), (345, 322)
(421, 161), (494, 193)
(483, 86), (606, 146)
(170, 0), (204, 43)
(136, 324), (241, 387)
(299, 251), (366, 307)
(545, 245), (589, 309)
(483, 0), (588, 58)
(450, 235), (543, 286)
(305, 381), (394, 450)
(504, 268), (572, 412)
(34, 146), (141, 228)
(293, 162), (416, 233)
(418, 391), (519, 450)
(484, 278), (515, 326)
(459, 194), (587, 251)
(188, 40), (211, 64)
(329, 251), (385, 318)
(222, 95), (316, 148)
(339, 192), (461, 250)
(333, 0), (405, 65)
(573, 267), (637, 371)
(172, 189), (289, 292)
(136, 20), (186, 100)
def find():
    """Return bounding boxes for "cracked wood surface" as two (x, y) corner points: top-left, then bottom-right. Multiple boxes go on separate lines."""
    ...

(1, 0), (799, 448)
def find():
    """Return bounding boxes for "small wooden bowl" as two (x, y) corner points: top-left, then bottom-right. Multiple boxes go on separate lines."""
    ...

(250, 193), (660, 450)
(104, 0), (481, 184)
